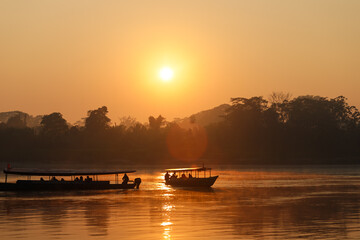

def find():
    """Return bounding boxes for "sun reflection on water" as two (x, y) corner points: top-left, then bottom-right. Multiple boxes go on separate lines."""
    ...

(161, 201), (174, 239)
(162, 205), (173, 211)
(161, 221), (173, 226)
(163, 226), (172, 239)
(160, 172), (175, 240)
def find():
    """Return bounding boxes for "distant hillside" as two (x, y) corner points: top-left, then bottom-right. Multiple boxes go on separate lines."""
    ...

(174, 104), (230, 127)
(0, 111), (43, 128)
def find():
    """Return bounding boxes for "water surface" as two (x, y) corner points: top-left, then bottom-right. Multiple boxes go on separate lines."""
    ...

(1, 165), (360, 239)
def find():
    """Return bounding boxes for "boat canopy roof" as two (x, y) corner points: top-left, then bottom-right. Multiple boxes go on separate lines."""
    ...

(166, 167), (211, 172)
(3, 168), (136, 176)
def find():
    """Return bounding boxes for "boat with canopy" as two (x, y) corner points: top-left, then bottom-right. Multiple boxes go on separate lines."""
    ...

(164, 166), (218, 187)
(0, 167), (141, 191)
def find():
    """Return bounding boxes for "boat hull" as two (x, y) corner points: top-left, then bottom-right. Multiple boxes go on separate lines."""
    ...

(0, 180), (138, 191)
(165, 176), (218, 187)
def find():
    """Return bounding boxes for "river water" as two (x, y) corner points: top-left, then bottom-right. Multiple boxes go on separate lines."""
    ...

(0, 165), (360, 240)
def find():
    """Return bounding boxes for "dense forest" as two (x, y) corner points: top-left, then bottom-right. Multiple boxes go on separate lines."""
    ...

(1, 93), (360, 166)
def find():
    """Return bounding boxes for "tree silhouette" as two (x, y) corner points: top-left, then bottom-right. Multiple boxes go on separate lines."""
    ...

(118, 116), (138, 129)
(7, 114), (27, 128)
(85, 106), (111, 132)
(41, 112), (68, 137)
(148, 115), (166, 130)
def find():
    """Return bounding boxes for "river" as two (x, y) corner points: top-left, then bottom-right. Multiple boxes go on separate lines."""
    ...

(0, 165), (360, 239)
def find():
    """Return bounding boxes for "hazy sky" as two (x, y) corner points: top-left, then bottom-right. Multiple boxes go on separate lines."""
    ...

(1, 0), (359, 123)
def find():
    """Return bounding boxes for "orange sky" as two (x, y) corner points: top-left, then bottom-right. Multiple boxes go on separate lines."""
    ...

(0, 0), (359, 124)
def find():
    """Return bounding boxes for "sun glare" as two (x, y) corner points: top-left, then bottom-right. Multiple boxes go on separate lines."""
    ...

(159, 67), (174, 82)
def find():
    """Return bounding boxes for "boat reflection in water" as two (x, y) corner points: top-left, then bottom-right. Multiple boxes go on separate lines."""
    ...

(164, 166), (218, 188)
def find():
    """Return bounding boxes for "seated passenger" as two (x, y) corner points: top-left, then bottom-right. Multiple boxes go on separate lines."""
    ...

(40, 177), (44, 181)
(188, 173), (193, 178)
(51, 176), (58, 181)
(170, 173), (177, 179)
(80, 176), (83, 181)
(164, 172), (170, 182)
(122, 173), (129, 184)
(181, 173), (186, 179)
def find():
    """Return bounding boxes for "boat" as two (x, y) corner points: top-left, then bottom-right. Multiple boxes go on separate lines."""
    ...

(0, 167), (141, 191)
(164, 166), (218, 187)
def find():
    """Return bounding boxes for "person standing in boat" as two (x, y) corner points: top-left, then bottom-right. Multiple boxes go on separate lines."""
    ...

(122, 173), (129, 184)
(165, 172), (170, 182)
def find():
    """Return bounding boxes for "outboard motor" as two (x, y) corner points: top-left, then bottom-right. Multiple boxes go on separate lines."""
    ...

(134, 178), (141, 189)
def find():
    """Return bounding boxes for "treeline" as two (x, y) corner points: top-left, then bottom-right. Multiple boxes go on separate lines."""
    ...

(206, 94), (360, 164)
(0, 94), (360, 166)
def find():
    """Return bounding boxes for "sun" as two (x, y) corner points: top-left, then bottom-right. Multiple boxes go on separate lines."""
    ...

(159, 67), (174, 82)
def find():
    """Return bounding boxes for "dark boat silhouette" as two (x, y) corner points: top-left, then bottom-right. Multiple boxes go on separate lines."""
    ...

(165, 166), (218, 187)
(0, 167), (141, 191)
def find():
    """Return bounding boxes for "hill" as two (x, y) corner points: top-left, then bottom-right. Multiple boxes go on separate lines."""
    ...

(174, 104), (230, 127)
(0, 111), (43, 128)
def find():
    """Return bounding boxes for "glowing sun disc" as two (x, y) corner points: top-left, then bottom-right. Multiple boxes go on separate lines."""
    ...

(159, 67), (174, 82)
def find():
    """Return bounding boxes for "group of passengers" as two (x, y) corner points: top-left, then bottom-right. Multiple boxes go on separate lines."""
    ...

(74, 176), (93, 182)
(164, 171), (193, 181)
(38, 174), (130, 184)
(40, 176), (93, 182)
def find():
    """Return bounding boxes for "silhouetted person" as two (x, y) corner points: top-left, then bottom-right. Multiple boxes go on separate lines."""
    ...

(40, 177), (44, 181)
(188, 173), (193, 178)
(80, 176), (83, 181)
(122, 173), (129, 184)
(170, 173), (177, 179)
(75, 177), (79, 182)
(181, 173), (186, 179)
(86, 176), (92, 182)
(51, 176), (58, 181)
(61, 178), (65, 181)
(165, 172), (170, 182)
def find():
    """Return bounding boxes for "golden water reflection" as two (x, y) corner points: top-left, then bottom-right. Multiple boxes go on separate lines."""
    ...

(160, 183), (175, 239)
(163, 226), (172, 240)
(0, 166), (360, 239)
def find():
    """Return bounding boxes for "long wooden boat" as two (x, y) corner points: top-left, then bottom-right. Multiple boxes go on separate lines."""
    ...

(165, 167), (218, 188)
(0, 167), (141, 191)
